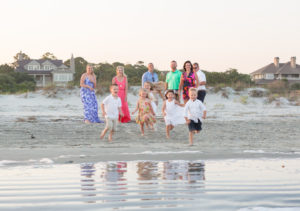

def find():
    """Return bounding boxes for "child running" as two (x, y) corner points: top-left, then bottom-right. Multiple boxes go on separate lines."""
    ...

(100, 84), (124, 142)
(184, 88), (207, 146)
(143, 81), (158, 115)
(162, 90), (185, 139)
(132, 88), (156, 136)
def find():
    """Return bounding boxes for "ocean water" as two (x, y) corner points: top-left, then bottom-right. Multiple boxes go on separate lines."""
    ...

(1, 159), (300, 211)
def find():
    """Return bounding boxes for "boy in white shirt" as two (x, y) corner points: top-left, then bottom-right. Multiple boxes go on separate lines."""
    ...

(184, 88), (207, 146)
(100, 84), (124, 142)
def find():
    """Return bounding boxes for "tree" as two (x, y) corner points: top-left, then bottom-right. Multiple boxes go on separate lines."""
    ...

(12, 52), (30, 67)
(41, 52), (57, 60)
(0, 64), (14, 74)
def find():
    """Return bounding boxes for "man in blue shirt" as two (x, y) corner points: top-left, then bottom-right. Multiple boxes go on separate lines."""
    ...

(142, 63), (159, 87)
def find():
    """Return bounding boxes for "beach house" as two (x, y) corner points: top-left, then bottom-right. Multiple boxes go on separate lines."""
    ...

(250, 57), (300, 85)
(15, 53), (75, 87)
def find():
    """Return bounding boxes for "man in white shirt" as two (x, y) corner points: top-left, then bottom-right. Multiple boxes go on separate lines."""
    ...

(193, 63), (206, 102)
(100, 84), (123, 142)
(184, 88), (207, 146)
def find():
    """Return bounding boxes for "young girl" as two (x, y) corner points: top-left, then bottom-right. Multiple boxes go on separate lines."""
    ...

(143, 81), (158, 115)
(132, 88), (156, 136)
(162, 90), (185, 139)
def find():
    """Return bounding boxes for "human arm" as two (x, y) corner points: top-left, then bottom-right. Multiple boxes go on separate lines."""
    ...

(194, 73), (200, 88)
(174, 100), (184, 107)
(165, 73), (169, 90)
(92, 73), (97, 88)
(202, 110), (207, 119)
(131, 101), (139, 115)
(100, 103), (106, 117)
(118, 107), (124, 117)
(178, 75), (184, 101)
(199, 72), (206, 86)
(148, 100), (155, 116)
(199, 102), (207, 119)
(80, 74), (94, 91)
(125, 77), (128, 102)
(184, 102), (190, 124)
(162, 101), (166, 116)
(142, 73), (146, 87)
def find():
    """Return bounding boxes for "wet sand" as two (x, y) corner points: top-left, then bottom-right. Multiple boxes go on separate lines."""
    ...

(1, 117), (300, 163)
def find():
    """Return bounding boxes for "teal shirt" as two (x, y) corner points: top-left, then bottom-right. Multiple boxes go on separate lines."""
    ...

(166, 70), (182, 90)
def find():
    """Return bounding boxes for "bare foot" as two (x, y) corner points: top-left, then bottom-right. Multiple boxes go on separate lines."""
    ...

(108, 136), (112, 142)
(189, 143), (194, 146)
(141, 133), (144, 136)
(84, 120), (91, 124)
(166, 135), (170, 139)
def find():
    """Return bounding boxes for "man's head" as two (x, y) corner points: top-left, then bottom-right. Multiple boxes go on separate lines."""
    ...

(193, 63), (199, 72)
(170, 60), (177, 71)
(148, 63), (154, 72)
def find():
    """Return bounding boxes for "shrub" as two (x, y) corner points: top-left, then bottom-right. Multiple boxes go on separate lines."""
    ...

(291, 83), (300, 90)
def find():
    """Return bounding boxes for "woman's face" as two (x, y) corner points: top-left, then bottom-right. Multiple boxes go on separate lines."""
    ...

(86, 66), (93, 74)
(117, 68), (124, 76)
(185, 63), (192, 71)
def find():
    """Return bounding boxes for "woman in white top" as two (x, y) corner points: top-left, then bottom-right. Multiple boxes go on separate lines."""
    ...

(193, 62), (206, 103)
(162, 90), (185, 139)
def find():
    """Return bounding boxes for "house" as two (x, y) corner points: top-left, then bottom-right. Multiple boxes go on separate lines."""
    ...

(15, 53), (75, 87)
(250, 57), (300, 85)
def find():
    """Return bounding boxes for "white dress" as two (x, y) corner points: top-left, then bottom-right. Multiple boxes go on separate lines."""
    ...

(164, 100), (185, 126)
(149, 92), (157, 115)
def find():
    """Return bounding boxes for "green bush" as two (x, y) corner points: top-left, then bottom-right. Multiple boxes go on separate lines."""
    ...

(291, 83), (300, 90)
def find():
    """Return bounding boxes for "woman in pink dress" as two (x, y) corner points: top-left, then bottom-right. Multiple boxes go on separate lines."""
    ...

(112, 66), (131, 123)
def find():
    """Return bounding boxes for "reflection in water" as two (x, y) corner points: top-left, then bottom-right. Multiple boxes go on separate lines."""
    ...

(80, 163), (96, 203)
(136, 161), (205, 205)
(79, 160), (205, 207)
(163, 161), (205, 182)
(100, 162), (128, 203)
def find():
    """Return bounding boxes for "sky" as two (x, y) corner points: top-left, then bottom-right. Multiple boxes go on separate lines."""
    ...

(1, 0), (300, 73)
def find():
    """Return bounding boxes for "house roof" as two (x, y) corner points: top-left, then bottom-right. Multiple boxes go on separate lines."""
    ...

(276, 62), (300, 74)
(250, 63), (284, 75)
(16, 59), (64, 68)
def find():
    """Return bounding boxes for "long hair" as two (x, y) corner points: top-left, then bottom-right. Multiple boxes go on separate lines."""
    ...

(116, 66), (127, 77)
(183, 60), (193, 72)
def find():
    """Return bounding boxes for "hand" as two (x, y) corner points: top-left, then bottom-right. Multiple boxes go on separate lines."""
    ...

(202, 115), (206, 119)
(131, 111), (135, 115)
(102, 112), (106, 117)
(163, 111), (166, 116)
(120, 112), (124, 117)
(186, 120), (191, 125)
(89, 86), (94, 91)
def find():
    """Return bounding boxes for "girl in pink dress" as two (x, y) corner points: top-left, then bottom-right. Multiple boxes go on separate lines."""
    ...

(112, 66), (131, 123)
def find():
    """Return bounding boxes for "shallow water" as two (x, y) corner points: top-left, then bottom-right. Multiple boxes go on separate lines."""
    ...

(1, 159), (300, 211)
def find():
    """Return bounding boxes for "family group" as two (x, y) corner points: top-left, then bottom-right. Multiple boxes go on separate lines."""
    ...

(80, 61), (207, 146)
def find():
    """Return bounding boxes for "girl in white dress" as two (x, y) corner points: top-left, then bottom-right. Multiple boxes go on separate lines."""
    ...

(162, 90), (185, 138)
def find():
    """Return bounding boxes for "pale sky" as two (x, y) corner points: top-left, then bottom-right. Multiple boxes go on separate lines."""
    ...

(1, 0), (300, 73)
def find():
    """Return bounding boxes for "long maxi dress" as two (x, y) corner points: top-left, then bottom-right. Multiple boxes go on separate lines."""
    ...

(80, 77), (103, 123)
(114, 76), (131, 123)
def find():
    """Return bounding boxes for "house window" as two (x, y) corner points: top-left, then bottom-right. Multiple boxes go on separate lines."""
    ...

(33, 65), (39, 70)
(28, 65), (33, 70)
(44, 65), (50, 70)
(291, 74), (299, 78)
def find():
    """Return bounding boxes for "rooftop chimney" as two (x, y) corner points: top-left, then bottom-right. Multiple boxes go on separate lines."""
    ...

(17, 51), (23, 61)
(274, 57), (279, 68)
(291, 57), (296, 68)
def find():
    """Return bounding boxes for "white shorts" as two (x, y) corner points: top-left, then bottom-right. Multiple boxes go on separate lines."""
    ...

(105, 117), (117, 131)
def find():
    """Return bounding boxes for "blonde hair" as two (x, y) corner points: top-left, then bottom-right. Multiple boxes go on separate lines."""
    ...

(189, 87), (197, 94)
(116, 66), (126, 76)
(139, 88), (149, 98)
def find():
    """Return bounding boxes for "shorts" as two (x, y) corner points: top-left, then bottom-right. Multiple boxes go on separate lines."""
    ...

(188, 119), (202, 132)
(197, 90), (206, 103)
(105, 117), (117, 131)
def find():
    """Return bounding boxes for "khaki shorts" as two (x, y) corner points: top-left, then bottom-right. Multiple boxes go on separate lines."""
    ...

(105, 117), (117, 131)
